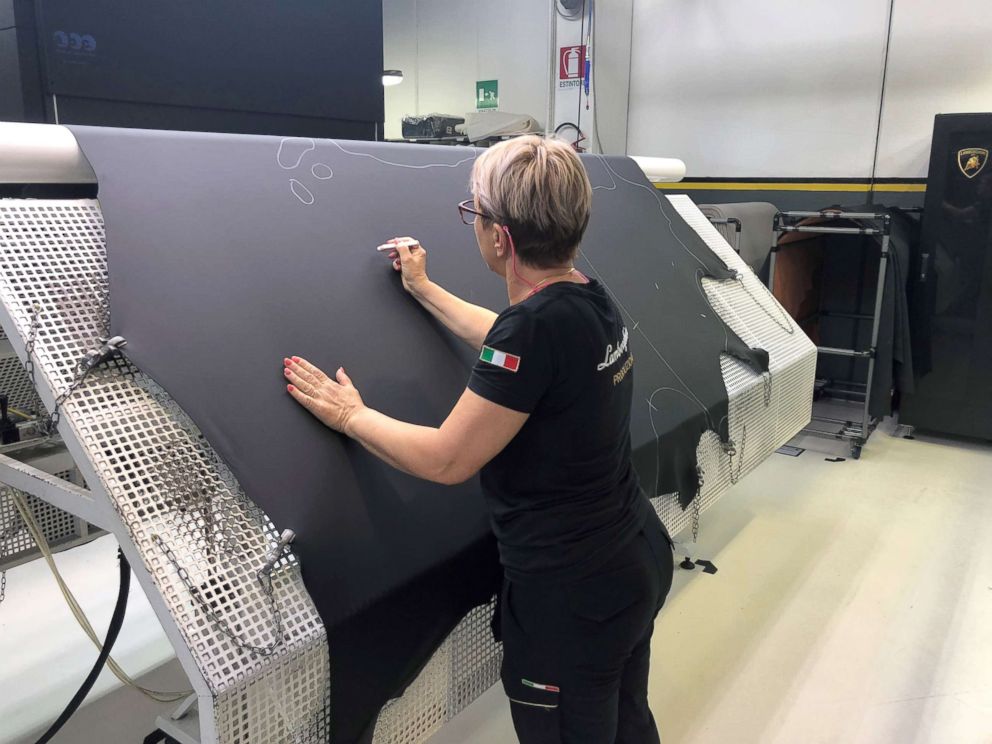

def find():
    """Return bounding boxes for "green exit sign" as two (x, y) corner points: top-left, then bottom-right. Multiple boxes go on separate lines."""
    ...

(476, 80), (498, 110)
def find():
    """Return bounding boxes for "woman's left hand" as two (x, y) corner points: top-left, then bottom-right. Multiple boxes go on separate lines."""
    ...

(284, 356), (364, 434)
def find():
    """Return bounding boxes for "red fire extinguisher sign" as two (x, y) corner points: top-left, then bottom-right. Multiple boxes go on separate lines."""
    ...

(559, 45), (586, 81)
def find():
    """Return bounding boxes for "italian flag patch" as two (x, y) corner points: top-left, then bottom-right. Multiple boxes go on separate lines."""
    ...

(522, 679), (560, 693)
(480, 345), (521, 372)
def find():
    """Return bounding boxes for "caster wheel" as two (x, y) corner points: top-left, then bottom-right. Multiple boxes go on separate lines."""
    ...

(850, 445), (862, 460)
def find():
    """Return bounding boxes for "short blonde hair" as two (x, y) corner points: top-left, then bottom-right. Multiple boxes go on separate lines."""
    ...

(471, 135), (593, 268)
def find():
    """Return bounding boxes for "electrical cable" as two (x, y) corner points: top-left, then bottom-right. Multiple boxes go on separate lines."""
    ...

(32, 544), (129, 744)
(554, 122), (586, 151)
(868, 0), (896, 205)
(554, 121), (585, 140)
(590, 0), (605, 154)
(623, 0), (635, 155)
(9, 491), (192, 703)
(575, 0), (588, 149)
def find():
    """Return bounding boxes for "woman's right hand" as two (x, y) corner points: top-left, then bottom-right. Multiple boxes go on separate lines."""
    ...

(386, 236), (429, 294)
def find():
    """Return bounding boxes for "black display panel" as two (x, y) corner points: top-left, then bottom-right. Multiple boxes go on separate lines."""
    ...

(0, 26), (24, 121)
(36, 1), (383, 124)
(903, 113), (992, 438)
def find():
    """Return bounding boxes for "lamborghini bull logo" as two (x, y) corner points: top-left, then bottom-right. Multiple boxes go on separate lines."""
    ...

(958, 148), (988, 179)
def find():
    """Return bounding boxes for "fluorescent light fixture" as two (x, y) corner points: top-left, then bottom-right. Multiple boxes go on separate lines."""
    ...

(382, 70), (404, 87)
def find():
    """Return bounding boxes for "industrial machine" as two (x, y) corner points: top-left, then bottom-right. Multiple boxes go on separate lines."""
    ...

(0, 122), (815, 743)
(0, 0), (383, 139)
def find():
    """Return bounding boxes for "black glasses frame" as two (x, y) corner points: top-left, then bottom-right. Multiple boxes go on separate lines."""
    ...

(457, 199), (491, 226)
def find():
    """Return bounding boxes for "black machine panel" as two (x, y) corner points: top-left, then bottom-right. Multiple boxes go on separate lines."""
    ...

(3, 0), (384, 138)
(0, 24), (24, 122)
(903, 113), (992, 439)
(1, 0), (35, 122)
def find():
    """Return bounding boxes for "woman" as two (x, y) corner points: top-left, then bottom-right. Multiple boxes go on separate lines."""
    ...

(283, 135), (674, 743)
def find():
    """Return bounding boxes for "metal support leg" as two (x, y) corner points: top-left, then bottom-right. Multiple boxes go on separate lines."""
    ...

(153, 695), (202, 744)
(672, 539), (697, 570)
(0, 450), (115, 531)
(860, 232), (891, 451)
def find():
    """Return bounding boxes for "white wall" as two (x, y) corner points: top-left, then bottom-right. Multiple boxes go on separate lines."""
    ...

(383, 0), (633, 152)
(386, 0), (992, 178)
(382, 0), (551, 140)
(626, 0), (992, 178)
(627, 0), (891, 177)
(551, 0), (633, 154)
(876, 0), (992, 177)
(382, 0), (419, 140)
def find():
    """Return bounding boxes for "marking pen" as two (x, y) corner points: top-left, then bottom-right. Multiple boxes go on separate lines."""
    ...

(376, 239), (420, 252)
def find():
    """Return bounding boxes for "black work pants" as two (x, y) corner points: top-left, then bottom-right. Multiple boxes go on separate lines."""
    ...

(499, 520), (675, 743)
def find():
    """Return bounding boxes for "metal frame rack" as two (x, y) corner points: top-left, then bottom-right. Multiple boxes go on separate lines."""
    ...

(0, 332), (103, 578)
(768, 209), (892, 459)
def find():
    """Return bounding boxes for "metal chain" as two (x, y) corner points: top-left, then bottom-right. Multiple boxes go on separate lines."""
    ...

(155, 438), (236, 557)
(762, 371), (773, 406)
(5, 304), (118, 602)
(0, 495), (26, 606)
(20, 293), (290, 663)
(28, 304), (286, 657)
(23, 304), (41, 389)
(23, 304), (124, 436)
(689, 367), (765, 543)
(45, 363), (95, 435)
(1, 493), (14, 604)
(735, 274), (795, 335)
(691, 466), (704, 542)
(152, 533), (286, 657)
(727, 424), (748, 485)
(0, 530), (7, 605)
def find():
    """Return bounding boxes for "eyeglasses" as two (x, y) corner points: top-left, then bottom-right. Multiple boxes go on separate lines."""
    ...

(457, 199), (490, 226)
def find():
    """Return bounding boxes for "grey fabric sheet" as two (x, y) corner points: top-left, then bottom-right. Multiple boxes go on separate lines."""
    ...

(68, 126), (769, 740)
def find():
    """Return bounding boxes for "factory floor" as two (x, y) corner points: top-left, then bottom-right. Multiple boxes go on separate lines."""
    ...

(431, 421), (992, 744)
(4, 421), (991, 744)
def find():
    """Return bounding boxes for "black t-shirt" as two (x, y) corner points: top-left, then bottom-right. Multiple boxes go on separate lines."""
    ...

(468, 279), (655, 584)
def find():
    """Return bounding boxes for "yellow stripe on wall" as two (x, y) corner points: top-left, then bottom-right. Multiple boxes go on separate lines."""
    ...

(654, 181), (926, 193)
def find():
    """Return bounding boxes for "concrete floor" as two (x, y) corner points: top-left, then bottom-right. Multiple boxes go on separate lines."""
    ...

(4, 424), (990, 743)
(430, 424), (992, 744)
(1, 533), (181, 744)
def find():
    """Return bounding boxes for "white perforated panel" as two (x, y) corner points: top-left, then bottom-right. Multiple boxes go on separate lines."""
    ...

(0, 352), (44, 414)
(0, 487), (79, 560)
(0, 475), (102, 569)
(0, 200), (329, 743)
(372, 601), (501, 743)
(650, 196), (816, 540)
